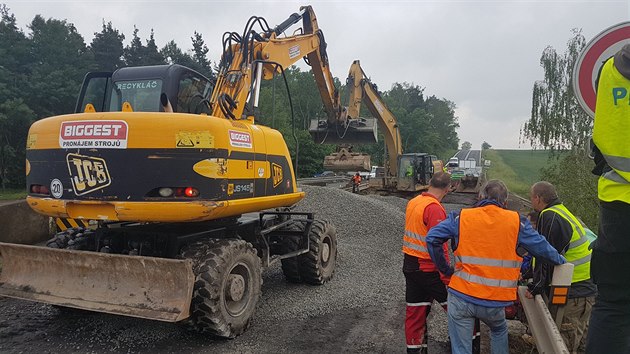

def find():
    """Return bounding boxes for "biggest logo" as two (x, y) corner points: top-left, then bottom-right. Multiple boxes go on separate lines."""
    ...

(59, 120), (128, 149)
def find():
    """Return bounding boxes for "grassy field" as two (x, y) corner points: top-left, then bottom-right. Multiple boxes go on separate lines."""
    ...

(0, 188), (27, 200)
(483, 149), (554, 197)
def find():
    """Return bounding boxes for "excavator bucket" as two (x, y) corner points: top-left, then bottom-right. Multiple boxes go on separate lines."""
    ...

(323, 147), (371, 172)
(0, 242), (194, 322)
(455, 175), (482, 193)
(309, 117), (378, 144)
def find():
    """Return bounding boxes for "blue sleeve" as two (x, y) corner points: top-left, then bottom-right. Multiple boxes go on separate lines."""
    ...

(517, 216), (566, 265)
(426, 211), (460, 275)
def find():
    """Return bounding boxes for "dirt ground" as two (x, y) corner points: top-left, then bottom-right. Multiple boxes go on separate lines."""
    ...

(0, 190), (537, 353)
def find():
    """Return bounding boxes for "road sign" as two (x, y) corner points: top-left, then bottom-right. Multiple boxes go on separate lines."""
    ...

(573, 22), (630, 118)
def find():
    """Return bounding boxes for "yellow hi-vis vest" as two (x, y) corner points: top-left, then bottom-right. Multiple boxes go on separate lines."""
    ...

(593, 57), (630, 204)
(540, 204), (592, 283)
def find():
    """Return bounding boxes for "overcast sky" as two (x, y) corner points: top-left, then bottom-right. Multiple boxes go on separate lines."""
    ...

(5, 0), (630, 149)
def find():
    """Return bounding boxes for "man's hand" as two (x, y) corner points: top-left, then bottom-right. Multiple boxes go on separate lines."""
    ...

(525, 290), (534, 299)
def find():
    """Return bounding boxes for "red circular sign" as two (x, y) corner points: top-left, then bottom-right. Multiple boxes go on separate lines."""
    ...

(573, 22), (630, 118)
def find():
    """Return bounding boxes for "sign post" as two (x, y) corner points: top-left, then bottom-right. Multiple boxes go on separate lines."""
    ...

(573, 22), (630, 117)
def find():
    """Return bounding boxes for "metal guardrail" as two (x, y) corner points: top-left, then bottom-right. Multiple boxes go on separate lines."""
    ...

(517, 264), (574, 354)
(517, 286), (569, 354)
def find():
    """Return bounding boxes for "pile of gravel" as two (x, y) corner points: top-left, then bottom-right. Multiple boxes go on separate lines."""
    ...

(238, 185), (451, 350)
(0, 186), (458, 353)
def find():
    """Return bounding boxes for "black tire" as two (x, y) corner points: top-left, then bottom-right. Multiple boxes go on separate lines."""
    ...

(300, 220), (337, 285)
(46, 227), (93, 250)
(181, 239), (262, 338)
(279, 221), (305, 283)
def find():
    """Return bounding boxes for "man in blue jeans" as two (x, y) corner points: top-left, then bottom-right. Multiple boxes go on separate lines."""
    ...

(426, 180), (566, 353)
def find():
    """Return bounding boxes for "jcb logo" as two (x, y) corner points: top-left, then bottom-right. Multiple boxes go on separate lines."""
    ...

(272, 163), (283, 187)
(66, 153), (111, 195)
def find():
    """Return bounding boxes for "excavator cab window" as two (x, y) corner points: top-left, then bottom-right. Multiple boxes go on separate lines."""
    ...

(176, 74), (212, 114)
(74, 72), (112, 113)
(109, 79), (163, 112)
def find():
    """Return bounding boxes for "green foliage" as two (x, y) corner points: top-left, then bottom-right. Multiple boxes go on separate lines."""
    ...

(124, 27), (165, 66)
(0, 188), (26, 200)
(0, 99), (36, 189)
(377, 83), (459, 160)
(90, 21), (125, 71)
(27, 15), (93, 117)
(539, 154), (599, 230)
(191, 31), (214, 80)
(482, 141), (491, 150)
(461, 141), (472, 150)
(523, 29), (591, 155)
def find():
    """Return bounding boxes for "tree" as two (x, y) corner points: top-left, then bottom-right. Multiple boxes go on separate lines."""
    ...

(523, 29), (599, 230)
(161, 40), (196, 67)
(90, 21), (125, 71)
(191, 31), (213, 79)
(144, 29), (165, 65)
(0, 4), (31, 101)
(26, 15), (92, 117)
(522, 29), (590, 154)
(124, 26), (144, 66)
(461, 141), (472, 150)
(0, 99), (36, 189)
(379, 82), (459, 160)
(482, 141), (492, 150)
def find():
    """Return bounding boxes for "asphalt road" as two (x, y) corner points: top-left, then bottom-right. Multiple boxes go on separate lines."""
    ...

(454, 149), (481, 164)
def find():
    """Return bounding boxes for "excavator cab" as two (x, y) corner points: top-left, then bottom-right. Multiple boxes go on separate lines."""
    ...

(75, 64), (213, 114)
(396, 153), (434, 192)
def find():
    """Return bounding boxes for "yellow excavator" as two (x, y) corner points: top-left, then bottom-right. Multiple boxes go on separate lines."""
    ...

(0, 6), (369, 338)
(312, 60), (442, 192)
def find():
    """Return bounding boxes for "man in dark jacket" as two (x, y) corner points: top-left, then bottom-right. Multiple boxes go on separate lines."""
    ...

(528, 181), (596, 353)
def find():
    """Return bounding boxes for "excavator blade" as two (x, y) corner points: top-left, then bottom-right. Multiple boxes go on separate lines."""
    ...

(309, 118), (378, 144)
(323, 152), (371, 172)
(0, 242), (194, 322)
(455, 175), (482, 193)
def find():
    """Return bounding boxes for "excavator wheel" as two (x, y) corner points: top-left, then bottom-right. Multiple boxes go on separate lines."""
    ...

(300, 220), (337, 285)
(46, 227), (94, 250)
(280, 221), (305, 283)
(181, 238), (262, 338)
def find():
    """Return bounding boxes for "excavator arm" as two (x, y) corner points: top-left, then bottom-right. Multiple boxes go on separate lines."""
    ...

(210, 6), (342, 125)
(323, 60), (402, 176)
(345, 60), (402, 176)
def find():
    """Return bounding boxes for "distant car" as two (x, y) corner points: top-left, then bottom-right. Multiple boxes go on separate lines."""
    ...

(313, 171), (336, 178)
(447, 157), (459, 168)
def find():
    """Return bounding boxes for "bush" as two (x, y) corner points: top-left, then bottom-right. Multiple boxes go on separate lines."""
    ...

(540, 154), (599, 230)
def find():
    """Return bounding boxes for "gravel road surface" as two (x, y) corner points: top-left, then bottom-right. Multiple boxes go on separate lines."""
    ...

(0, 186), (530, 353)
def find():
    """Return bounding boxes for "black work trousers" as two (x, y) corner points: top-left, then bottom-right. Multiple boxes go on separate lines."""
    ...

(586, 203), (630, 354)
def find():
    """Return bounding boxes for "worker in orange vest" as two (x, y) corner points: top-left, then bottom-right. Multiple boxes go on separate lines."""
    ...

(426, 179), (566, 354)
(403, 172), (452, 353)
(352, 172), (362, 193)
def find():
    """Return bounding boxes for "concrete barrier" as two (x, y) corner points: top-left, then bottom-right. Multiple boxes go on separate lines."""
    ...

(0, 200), (52, 245)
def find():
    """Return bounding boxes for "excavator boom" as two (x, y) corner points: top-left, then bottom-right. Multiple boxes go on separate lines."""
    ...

(322, 60), (402, 175)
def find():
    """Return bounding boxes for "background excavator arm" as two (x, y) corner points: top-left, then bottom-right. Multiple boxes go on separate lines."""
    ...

(345, 60), (403, 176)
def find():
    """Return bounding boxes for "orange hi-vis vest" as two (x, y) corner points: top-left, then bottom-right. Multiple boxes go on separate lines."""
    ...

(449, 205), (523, 301)
(403, 195), (445, 260)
